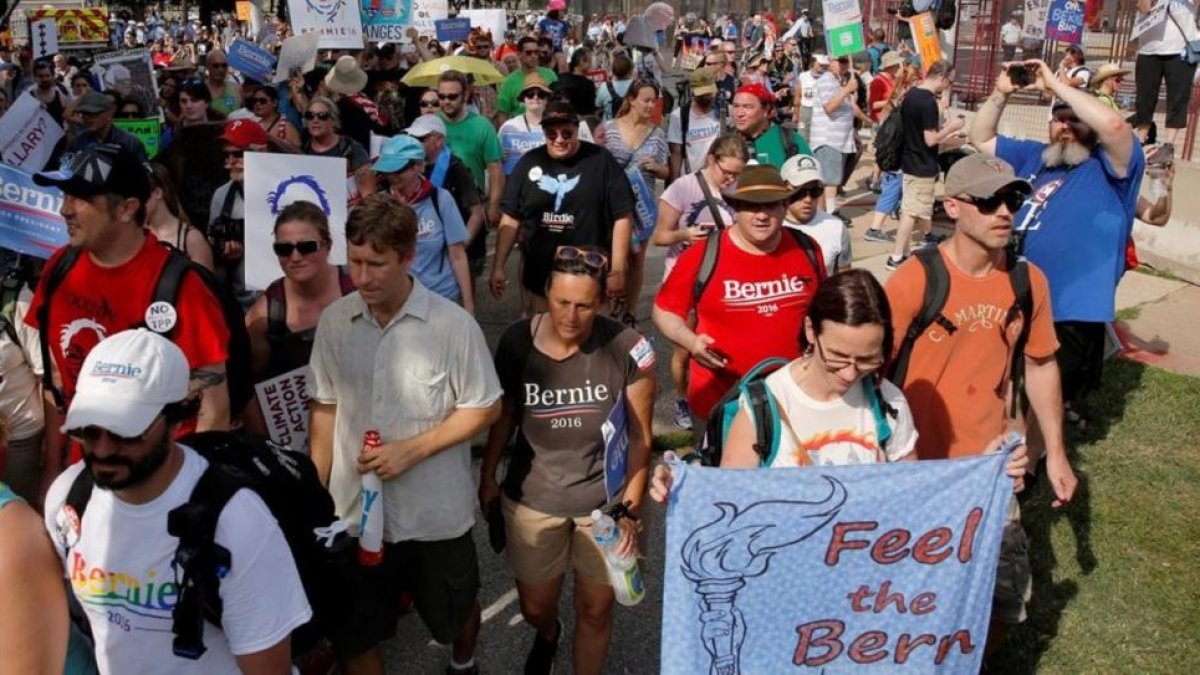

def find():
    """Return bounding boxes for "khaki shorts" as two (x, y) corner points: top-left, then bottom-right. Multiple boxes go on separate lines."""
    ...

(502, 496), (610, 585)
(901, 174), (937, 219)
(992, 499), (1032, 625)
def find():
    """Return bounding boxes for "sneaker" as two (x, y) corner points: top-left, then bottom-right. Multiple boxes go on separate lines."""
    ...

(524, 620), (562, 675)
(863, 228), (895, 243)
(673, 399), (693, 430)
(884, 254), (908, 271)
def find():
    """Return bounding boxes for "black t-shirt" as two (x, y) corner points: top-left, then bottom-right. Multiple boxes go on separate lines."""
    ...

(900, 87), (941, 177)
(501, 142), (636, 295)
(495, 315), (654, 516)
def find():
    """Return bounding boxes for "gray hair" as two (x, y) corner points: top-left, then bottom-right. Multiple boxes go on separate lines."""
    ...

(307, 96), (341, 129)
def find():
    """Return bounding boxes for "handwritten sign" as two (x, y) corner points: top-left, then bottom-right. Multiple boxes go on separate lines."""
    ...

(1023, 0), (1050, 41)
(255, 366), (313, 451)
(0, 92), (65, 172)
(435, 18), (471, 42)
(1045, 0), (1086, 43)
(113, 117), (161, 158)
(0, 164), (67, 258)
(662, 452), (1011, 674)
(228, 38), (278, 83)
(287, 0), (364, 49)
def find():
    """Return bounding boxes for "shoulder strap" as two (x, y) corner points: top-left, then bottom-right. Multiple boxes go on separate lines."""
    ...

(692, 228), (723, 303)
(680, 106), (692, 173)
(149, 245), (194, 340)
(64, 468), (95, 537)
(219, 182), (240, 221)
(862, 378), (896, 452)
(265, 278), (287, 338)
(744, 379), (775, 466)
(694, 170), (727, 230)
(1004, 248), (1034, 418)
(785, 228), (826, 282)
(430, 147), (452, 188)
(429, 189), (448, 274)
(38, 247), (83, 412)
(890, 247), (955, 388)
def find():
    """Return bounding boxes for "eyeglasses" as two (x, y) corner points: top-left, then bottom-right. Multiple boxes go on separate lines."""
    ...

(248, 96), (270, 106)
(521, 88), (549, 100)
(273, 240), (322, 256)
(814, 337), (885, 374)
(303, 111), (332, 121)
(420, 98), (439, 108)
(791, 185), (823, 200)
(223, 149), (244, 159)
(957, 189), (1027, 215)
(545, 128), (576, 141)
(437, 92), (462, 101)
(713, 160), (742, 181)
(555, 246), (608, 274)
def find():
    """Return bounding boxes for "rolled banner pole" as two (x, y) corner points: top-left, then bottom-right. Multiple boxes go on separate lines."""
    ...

(696, 577), (747, 675)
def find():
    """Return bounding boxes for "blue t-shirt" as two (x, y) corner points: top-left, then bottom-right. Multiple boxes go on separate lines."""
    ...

(537, 17), (570, 51)
(998, 135), (1144, 323)
(412, 187), (469, 302)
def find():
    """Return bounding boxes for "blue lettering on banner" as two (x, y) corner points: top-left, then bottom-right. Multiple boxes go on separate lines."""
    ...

(501, 131), (545, 174)
(625, 166), (658, 244)
(361, 0), (413, 40)
(661, 452), (1011, 674)
(1045, 0), (1085, 44)
(602, 391), (629, 501)
(228, 39), (278, 83)
(0, 163), (67, 258)
(435, 18), (471, 42)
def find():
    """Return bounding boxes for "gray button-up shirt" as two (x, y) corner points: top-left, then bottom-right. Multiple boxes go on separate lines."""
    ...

(310, 278), (502, 542)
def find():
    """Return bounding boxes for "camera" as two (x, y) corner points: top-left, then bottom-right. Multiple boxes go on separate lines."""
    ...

(1007, 64), (1035, 88)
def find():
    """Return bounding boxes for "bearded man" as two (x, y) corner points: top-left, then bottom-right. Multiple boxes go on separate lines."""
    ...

(969, 58), (1143, 418)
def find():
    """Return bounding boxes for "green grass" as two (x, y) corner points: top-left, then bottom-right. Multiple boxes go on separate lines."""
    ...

(983, 358), (1200, 674)
(1115, 305), (1142, 322)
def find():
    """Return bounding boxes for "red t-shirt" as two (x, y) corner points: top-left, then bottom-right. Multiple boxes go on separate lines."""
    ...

(26, 234), (230, 449)
(655, 230), (825, 418)
(867, 72), (896, 123)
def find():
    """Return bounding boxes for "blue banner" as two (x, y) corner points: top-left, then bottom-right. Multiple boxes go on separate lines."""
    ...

(500, 130), (544, 175)
(361, 0), (413, 43)
(1046, 0), (1086, 44)
(625, 166), (658, 245)
(435, 18), (471, 42)
(0, 163), (67, 258)
(602, 391), (628, 501)
(227, 39), (278, 83)
(662, 453), (1011, 674)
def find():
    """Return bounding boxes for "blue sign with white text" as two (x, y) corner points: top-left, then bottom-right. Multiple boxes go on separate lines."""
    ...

(0, 164), (67, 258)
(1046, 0), (1086, 44)
(435, 18), (471, 42)
(661, 453), (1011, 674)
(227, 39), (278, 83)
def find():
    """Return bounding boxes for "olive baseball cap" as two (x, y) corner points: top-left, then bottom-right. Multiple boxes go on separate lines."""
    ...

(943, 153), (1031, 198)
(689, 67), (718, 97)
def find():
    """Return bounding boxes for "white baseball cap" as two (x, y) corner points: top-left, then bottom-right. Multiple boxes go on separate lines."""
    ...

(814, 54), (831, 66)
(63, 329), (190, 438)
(404, 114), (447, 138)
(781, 153), (823, 187)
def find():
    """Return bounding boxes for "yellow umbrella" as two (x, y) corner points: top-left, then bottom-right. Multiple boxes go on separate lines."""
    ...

(400, 56), (505, 87)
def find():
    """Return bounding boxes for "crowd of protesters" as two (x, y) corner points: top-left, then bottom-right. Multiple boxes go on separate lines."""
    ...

(0, 1), (1189, 673)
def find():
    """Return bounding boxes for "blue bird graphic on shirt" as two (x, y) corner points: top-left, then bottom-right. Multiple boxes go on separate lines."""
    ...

(536, 173), (580, 212)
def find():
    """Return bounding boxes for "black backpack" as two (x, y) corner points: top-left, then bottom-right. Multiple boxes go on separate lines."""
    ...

(888, 246), (1034, 417)
(61, 431), (353, 660)
(874, 103), (905, 172)
(36, 242), (255, 416)
(693, 227), (825, 304)
(936, 0), (958, 30)
(605, 81), (622, 118)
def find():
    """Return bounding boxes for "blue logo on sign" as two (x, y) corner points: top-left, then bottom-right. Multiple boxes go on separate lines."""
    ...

(267, 175), (332, 215)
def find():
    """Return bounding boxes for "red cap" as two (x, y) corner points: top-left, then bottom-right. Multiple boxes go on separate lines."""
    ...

(220, 119), (269, 149)
(736, 83), (774, 106)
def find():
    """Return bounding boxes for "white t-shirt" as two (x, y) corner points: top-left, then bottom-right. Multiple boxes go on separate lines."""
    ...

(798, 70), (818, 109)
(0, 288), (45, 440)
(44, 447), (312, 675)
(1138, 1), (1198, 55)
(750, 366), (917, 468)
(1001, 22), (1022, 46)
(666, 105), (722, 173)
(785, 211), (851, 272)
(809, 71), (857, 153)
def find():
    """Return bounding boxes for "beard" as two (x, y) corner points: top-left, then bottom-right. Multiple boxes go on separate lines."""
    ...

(1042, 140), (1091, 168)
(84, 425), (173, 491)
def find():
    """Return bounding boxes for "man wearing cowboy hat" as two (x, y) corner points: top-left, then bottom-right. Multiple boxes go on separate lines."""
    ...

(653, 164), (825, 434)
(325, 54), (390, 150)
(1090, 63), (1132, 112)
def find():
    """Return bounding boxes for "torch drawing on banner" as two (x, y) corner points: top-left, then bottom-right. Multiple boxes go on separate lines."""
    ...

(680, 476), (847, 675)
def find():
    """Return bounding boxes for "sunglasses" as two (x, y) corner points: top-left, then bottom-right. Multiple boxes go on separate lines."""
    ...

(545, 128), (576, 141)
(223, 149), (244, 159)
(303, 111), (332, 121)
(273, 240), (322, 256)
(521, 88), (549, 100)
(248, 96), (270, 106)
(420, 99), (439, 107)
(958, 189), (1028, 215)
(791, 185), (823, 200)
(555, 246), (608, 274)
(437, 92), (462, 101)
(70, 424), (154, 446)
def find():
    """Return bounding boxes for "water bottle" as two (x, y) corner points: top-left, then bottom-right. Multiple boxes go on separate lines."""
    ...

(358, 430), (385, 567)
(591, 509), (645, 606)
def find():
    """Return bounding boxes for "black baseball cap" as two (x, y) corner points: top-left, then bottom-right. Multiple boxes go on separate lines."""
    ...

(34, 144), (151, 202)
(541, 101), (579, 128)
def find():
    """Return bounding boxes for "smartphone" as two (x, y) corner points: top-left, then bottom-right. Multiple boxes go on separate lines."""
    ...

(1008, 64), (1035, 88)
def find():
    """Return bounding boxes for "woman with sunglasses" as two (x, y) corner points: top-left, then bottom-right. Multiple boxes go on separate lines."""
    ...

(603, 79), (669, 327)
(480, 246), (655, 675)
(300, 96), (370, 172)
(251, 85), (301, 147)
(498, 73), (554, 174)
(146, 163), (214, 271)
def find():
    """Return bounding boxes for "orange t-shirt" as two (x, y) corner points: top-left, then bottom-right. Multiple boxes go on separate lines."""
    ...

(884, 249), (1058, 460)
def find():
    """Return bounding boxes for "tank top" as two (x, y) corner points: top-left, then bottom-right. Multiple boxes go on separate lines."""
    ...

(263, 267), (355, 378)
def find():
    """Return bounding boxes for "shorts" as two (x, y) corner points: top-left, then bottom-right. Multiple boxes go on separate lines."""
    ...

(502, 496), (610, 585)
(901, 174), (937, 219)
(874, 171), (903, 215)
(992, 499), (1032, 625)
(329, 532), (480, 657)
(1054, 321), (1107, 404)
(813, 146), (846, 186)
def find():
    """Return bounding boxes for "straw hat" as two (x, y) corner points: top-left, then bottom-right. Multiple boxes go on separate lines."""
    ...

(324, 55), (368, 95)
(1091, 63), (1132, 89)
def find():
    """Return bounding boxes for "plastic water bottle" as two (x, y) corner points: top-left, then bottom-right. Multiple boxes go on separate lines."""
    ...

(591, 509), (645, 606)
(358, 430), (385, 567)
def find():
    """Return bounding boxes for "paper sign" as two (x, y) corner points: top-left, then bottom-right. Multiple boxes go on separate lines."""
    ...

(435, 17), (471, 42)
(228, 38), (278, 83)
(587, 69), (609, 84)
(1023, 0), (1050, 41)
(273, 31), (321, 83)
(661, 453), (1012, 674)
(602, 391), (629, 501)
(826, 21), (866, 57)
(92, 50), (159, 120)
(500, 130), (544, 174)
(255, 366), (313, 451)
(457, 8), (506, 43)
(911, 12), (943, 71)
(822, 0), (864, 26)
(1130, 0), (1168, 40)
(1045, 0), (1086, 44)
(0, 163), (68, 258)
(287, 0), (364, 49)
(0, 92), (65, 172)
(244, 153), (348, 290)
(31, 19), (58, 58)
(113, 117), (162, 158)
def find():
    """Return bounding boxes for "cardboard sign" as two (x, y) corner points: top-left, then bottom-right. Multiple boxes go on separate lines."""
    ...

(236, 0), (254, 21)
(0, 163), (67, 258)
(255, 366), (313, 451)
(243, 153), (348, 290)
(273, 31), (321, 83)
(113, 118), (162, 159)
(92, 50), (158, 120)
(228, 38), (278, 83)
(361, 0), (448, 41)
(287, 0), (364, 49)
(435, 18), (471, 42)
(662, 453), (1012, 674)
(911, 12), (943, 71)
(31, 19), (58, 58)
(1045, 0), (1086, 44)
(1023, 0), (1051, 41)
(0, 92), (65, 172)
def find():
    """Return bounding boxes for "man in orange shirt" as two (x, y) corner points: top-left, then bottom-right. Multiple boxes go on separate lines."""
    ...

(885, 153), (1077, 652)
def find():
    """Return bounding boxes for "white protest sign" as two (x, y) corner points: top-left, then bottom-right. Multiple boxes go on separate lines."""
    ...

(31, 19), (58, 58)
(458, 8), (507, 43)
(255, 366), (313, 451)
(244, 153), (348, 290)
(822, 0), (862, 27)
(411, 0), (448, 37)
(1130, 0), (1169, 40)
(287, 0), (364, 49)
(1023, 0), (1050, 41)
(273, 30), (321, 83)
(0, 92), (65, 171)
